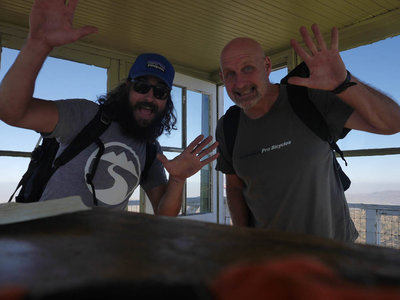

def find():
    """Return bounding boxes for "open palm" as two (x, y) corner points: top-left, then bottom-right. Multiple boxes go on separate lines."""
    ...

(157, 135), (219, 182)
(29, 0), (97, 50)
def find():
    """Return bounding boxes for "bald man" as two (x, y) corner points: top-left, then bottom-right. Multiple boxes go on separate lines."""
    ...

(216, 25), (400, 242)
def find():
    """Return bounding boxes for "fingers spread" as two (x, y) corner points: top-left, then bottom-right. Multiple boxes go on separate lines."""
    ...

(191, 135), (213, 155)
(200, 152), (220, 166)
(330, 27), (339, 50)
(300, 26), (318, 55)
(290, 39), (310, 62)
(187, 134), (205, 152)
(311, 24), (327, 51)
(198, 141), (219, 159)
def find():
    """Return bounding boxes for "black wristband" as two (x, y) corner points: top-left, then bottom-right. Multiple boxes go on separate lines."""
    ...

(331, 70), (357, 94)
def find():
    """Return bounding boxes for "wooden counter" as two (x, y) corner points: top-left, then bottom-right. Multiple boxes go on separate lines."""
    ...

(1, 209), (400, 298)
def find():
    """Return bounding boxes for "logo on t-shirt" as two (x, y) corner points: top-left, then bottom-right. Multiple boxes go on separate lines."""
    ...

(84, 142), (141, 206)
(261, 140), (292, 154)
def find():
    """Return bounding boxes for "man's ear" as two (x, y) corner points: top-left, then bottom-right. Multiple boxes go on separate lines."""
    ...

(263, 56), (272, 75)
(219, 70), (224, 82)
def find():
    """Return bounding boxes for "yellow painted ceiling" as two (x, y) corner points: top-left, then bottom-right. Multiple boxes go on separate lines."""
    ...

(1, 0), (400, 82)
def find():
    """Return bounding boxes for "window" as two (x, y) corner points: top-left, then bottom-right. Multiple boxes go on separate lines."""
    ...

(158, 87), (213, 215)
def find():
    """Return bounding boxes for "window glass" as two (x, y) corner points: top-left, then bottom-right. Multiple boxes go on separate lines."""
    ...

(128, 188), (140, 212)
(342, 155), (400, 205)
(186, 90), (211, 214)
(187, 90), (209, 141)
(158, 86), (182, 148)
(158, 86), (212, 215)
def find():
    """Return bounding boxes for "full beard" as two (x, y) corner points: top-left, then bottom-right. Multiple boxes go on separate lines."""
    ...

(115, 98), (165, 142)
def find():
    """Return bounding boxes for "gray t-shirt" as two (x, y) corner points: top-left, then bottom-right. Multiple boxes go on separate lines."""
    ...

(40, 99), (167, 210)
(216, 85), (358, 241)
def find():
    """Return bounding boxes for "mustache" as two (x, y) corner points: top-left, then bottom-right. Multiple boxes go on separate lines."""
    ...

(132, 101), (159, 114)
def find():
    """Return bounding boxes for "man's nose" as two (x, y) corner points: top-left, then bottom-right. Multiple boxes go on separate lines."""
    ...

(234, 74), (247, 89)
(143, 88), (156, 102)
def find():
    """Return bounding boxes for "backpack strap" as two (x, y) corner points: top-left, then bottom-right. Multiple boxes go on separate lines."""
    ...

(285, 84), (348, 165)
(223, 105), (241, 158)
(281, 62), (350, 162)
(53, 104), (113, 169)
(85, 138), (106, 206)
(281, 64), (351, 190)
(49, 104), (114, 205)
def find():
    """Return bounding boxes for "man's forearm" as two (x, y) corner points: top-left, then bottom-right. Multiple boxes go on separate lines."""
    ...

(0, 39), (50, 125)
(225, 174), (249, 226)
(339, 76), (400, 134)
(226, 194), (250, 226)
(156, 177), (185, 216)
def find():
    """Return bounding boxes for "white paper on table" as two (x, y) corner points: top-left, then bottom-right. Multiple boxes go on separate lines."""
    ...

(0, 196), (91, 225)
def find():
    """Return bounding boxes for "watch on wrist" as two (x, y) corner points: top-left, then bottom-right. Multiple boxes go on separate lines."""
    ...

(331, 70), (357, 94)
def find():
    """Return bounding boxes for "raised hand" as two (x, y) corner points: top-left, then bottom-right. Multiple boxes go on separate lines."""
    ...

(29, 0), (98, 51)
(288, 24), (347, 91)
(157, 135), (219, 183)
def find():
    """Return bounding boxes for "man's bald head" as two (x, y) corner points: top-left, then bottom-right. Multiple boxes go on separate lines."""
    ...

(220, 37), (265, 69)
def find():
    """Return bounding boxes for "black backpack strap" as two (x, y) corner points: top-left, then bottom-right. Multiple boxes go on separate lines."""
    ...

(140, 142), (157, 184)
(223, 105), (241, 158)
(285, 84), (348, 165)
(281, 62), (351, 159)
(282, 64), (351, 190)
(53, 104), (113, 169)
(85, 138), (106, 206)
(285, 84), (351, 190)
(286, 84), (333, 141)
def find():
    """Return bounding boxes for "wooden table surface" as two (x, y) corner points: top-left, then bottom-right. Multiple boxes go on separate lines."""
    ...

(1, 208), (400, 298)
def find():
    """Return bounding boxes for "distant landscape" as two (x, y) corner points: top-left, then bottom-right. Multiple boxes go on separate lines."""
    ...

(346, 190), (400, 206)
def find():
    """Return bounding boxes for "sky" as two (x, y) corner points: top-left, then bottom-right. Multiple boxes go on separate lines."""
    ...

(1, 34), (400, 203)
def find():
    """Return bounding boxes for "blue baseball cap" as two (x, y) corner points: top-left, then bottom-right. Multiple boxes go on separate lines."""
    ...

(128, 53), (175, 88)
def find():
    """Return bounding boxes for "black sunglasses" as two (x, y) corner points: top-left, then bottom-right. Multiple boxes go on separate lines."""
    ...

(130, 79), (170, 100)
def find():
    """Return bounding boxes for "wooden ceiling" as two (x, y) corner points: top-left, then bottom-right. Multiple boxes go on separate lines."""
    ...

(1, 0), (400, 82)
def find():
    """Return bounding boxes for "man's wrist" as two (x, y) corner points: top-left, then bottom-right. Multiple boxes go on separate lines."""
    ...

(169, 176), (185, 185)
(25, 37), (53, 55)
(331, 70), (357, 94)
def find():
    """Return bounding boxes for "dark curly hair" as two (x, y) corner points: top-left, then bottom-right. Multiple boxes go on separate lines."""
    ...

(98, 80), (177, 142)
